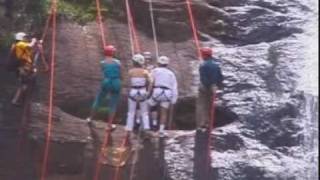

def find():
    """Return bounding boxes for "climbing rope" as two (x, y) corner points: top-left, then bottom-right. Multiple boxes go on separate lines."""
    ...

(125, 0), (141, 54)
(40, 0), (58, 180)
(92, 0), (124, 180)
(41, 6), (54, 42)
(125, 0), (136, 56)
(185, 0), (201, 59)
(112, 131), (130, 180)
(184, 0), (216, 178)
(92, 116), (118, 180)
(14, 2), (54, 179)
(112, 1), (143, 179)
(148, 0), (160, 59)
(95, 0), (107, 47)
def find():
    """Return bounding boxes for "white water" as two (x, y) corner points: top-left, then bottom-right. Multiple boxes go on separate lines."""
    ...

(299, 0), (319, 179)
(298, 0), (319, 96)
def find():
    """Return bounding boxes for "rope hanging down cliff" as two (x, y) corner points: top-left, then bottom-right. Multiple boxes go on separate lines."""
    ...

(92, 0), (120, 179)
(185, 0), (217, 178)
(113, 1), (144, 179)
(40, 0), (58, 180)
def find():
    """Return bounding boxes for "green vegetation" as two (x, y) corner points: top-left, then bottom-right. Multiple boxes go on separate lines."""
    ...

(57, 0), (109, 24)
(0, 0), (109, 52)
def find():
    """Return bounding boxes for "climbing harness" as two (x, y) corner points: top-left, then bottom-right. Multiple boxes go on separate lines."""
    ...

(129, 86), (149, 102)
(151, 86), (173, 103)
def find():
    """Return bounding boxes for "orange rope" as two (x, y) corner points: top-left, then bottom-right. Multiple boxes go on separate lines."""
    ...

(184, 0), (216, 178)
(125, 0), (141, 53)
(112, 131), (130, 180)
(185, 0), (201, 59)
(92, 1), (120, 180)
(40, 0), (58, 179)
(92, 116), (118, 180)
(95, 0), (107, 47)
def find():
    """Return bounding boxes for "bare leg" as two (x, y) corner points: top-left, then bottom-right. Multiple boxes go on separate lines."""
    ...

(151, 109), (158, 127)
(159, 107), (168, 137)
(12, 87), (23, 105)
(160, 107), (168, 128)
(11, 84), (28, 105)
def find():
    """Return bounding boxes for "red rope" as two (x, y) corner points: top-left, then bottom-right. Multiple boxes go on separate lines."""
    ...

(109, 1), (143, 180)
(185, 0), (201, 59)
(40, 0), (58, 179)
(92, 1), (122, 179)
(41, 6), (53, 42)
(125, 0), (141, 53)
(92, 116), (117, 180)
(95, 0), (107, 47)
(14, 2), (54, 178)
(112, 131), (130, 180)
(185, 0), (217, 178)
(93, 1), (142, 179)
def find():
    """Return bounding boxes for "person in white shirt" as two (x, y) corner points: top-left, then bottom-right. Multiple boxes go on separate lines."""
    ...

(126, 54), (152, 132)
(149, 56), (178, 137)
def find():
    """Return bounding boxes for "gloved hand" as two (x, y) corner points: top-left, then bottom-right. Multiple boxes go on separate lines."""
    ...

(31, 38), (37, 43)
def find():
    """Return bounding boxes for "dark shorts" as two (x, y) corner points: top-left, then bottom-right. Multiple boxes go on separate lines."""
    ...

(18, 68), (36, 85)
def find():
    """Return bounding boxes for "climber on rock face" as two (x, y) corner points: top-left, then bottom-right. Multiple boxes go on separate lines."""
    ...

(196, 47), (223, 132)
(10, 32), (48, 106)
(86, 45), (121, 129)
(125, 54), (153, 132)
(148, 56), (178, 137)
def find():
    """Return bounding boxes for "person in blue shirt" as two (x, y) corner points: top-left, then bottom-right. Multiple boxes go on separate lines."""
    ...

(86, 45), (122, 128)
(196, 47), (223, 132)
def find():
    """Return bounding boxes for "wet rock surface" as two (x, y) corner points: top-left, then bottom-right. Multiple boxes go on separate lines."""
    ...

(164, 124), (309, 180)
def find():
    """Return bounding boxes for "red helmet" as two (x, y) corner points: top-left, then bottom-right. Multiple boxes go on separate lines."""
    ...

(104, 45), (116, 56)
(200, 47), (213, 59)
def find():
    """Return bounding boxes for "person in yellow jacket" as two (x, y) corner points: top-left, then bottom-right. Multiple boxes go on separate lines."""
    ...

(10, 32), (47, 105)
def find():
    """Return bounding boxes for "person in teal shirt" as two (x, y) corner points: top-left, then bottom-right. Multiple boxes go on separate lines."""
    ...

(86, 45), (122, 126)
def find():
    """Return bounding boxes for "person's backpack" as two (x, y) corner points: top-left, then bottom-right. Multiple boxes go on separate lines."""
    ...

(6, 43), (21, 72)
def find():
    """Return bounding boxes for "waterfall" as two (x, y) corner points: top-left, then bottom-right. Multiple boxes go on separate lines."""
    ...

(299, 0), (319, 179)
(302, 94), (319, 180)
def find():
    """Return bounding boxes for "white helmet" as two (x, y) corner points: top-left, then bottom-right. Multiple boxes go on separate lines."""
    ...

(15, 32), (27, 41)
(132, 54), (145, 65)
(157, 56), (170, 65)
